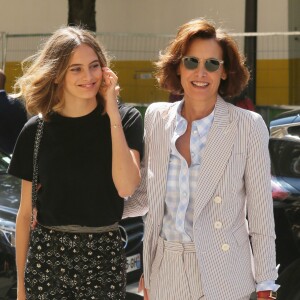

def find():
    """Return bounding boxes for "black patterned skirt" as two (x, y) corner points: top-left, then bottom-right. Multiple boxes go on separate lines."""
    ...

(24, 223), (126, 300)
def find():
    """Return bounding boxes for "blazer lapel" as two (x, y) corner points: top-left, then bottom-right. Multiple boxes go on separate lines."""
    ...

(193, 97), (239, 219)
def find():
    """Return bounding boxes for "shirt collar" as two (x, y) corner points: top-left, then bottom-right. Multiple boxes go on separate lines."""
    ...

(175, 99), (215, 133)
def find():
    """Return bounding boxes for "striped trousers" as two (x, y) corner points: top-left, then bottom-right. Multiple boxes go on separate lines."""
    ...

(149, 237), (205, 300)
(149, 237), (251, 300)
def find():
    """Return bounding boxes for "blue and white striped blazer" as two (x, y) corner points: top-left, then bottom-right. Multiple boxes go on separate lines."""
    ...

(123, 96), (278, 300)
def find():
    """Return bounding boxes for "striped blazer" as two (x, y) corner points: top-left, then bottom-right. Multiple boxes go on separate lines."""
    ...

(123, 97), (278, 299)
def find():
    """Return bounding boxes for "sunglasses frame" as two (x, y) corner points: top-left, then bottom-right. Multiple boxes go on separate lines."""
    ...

(181, 56), (224, 72)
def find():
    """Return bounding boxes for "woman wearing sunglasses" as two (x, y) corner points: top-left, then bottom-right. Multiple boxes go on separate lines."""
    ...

(124, 18), (279, 300)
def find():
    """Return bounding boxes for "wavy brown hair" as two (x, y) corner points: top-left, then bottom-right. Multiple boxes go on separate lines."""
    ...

(14, 26), (110, 119)
(155, 18), (250, 99)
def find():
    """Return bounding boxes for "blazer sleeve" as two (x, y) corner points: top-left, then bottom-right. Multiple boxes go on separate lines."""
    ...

(245, 114), (278, 283)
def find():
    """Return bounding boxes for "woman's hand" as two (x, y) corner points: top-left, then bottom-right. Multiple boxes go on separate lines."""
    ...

(99, 67), (141, 197)
(144, 288), (150, 300)
(138, 275), (150, 300)
(99, 67), (120, 118)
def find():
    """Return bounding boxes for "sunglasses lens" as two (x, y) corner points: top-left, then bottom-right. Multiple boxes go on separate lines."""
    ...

(205, 59), (220, 72)
(183, 57), (199, 70)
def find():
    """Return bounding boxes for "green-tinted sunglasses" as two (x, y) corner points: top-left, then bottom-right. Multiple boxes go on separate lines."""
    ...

(182, 56), (224, 72)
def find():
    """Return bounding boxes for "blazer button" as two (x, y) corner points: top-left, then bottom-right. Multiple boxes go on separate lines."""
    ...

(214, 221), (222, 229)
(214, 196), (222, 204)
(221, 244), (230, 251)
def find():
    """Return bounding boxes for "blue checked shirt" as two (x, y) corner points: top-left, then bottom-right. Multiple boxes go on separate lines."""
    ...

(160, 101), (214, 242)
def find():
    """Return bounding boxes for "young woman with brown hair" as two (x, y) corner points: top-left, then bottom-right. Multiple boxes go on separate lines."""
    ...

(9, 26), (143, 300)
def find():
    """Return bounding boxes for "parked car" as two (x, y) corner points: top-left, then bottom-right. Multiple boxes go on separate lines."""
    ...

(269, 109), (300, 300)
(0, 149), (143, 299)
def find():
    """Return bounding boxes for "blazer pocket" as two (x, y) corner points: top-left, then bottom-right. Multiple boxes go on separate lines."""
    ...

(233, 223), (250, 247)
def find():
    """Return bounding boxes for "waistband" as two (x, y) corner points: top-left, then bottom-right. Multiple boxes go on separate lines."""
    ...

(37, 222), (119, 233)
(158, 236), (196, 253)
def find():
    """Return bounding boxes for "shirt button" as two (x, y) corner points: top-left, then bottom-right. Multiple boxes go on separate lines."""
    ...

(193, 130), (197, 135)
(214, 196), (222, 204)
(221, 244), (230, 251)
(191, 152), (195, 157)
(183, 192), (187, 197)
(214, 221), (222, 229)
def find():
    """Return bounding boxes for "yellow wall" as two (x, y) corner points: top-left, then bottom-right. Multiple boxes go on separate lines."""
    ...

(256, 58), (300, 106)
(289, 58), (300, 105)
(256, 59), (290, 105)
(4, 62), (22, 94)
(5, 59), (299, 106)
(112, 61), (168, 103)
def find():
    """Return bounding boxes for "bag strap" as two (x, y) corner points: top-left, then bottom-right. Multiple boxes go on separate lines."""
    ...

(32, 115), (44, 210)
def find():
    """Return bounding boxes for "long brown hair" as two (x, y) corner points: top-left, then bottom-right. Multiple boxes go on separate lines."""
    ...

(14, 26), (110, 119)
(155, 18), (250, 99)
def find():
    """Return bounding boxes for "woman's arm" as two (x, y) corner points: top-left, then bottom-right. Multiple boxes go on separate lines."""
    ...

(16, 180), (32, 300)
(100, 68), (141, 197)
(110, 125), (141, 197)
(122, 152), (148, 218)
(123, 102), (158, 218)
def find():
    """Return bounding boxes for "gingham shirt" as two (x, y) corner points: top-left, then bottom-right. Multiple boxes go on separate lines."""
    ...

(161, 101), (214, 242)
